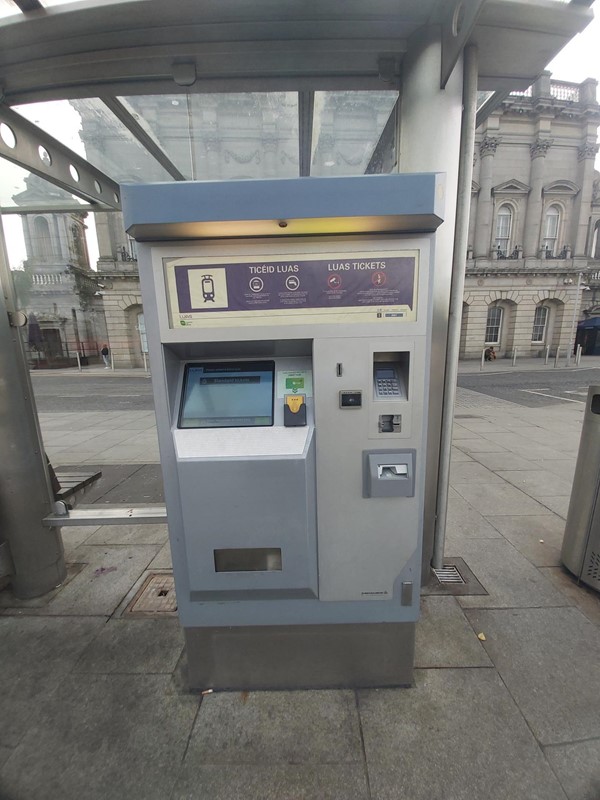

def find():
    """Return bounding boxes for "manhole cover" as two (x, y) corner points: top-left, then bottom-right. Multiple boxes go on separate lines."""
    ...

(433, 564), (466, 584)
(126, 573), (177, 616)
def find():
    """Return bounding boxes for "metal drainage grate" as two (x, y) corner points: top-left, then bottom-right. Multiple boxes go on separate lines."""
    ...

(126, 573), (178, 615)
(433, 564), (466, 585)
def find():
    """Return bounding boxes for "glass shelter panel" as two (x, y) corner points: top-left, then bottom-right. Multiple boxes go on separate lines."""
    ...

(311, 91), (398, 177)
(118, 93), (300, 181)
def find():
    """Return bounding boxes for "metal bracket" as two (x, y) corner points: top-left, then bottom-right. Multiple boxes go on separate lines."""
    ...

(43, 503), (168, 527)
(0, 103), (121, 210)
(7, 310), (27, 327)
(440, 0), (485, 89)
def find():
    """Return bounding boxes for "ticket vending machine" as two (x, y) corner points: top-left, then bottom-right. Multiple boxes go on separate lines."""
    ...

(123, 174), (444, 689)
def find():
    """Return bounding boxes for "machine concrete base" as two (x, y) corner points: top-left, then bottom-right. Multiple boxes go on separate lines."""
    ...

(183, 622), (415, 690)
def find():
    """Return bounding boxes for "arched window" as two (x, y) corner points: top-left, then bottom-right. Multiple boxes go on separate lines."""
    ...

(542, 205), (560, 256)
(495, 206), (512, 257)
(485, 305), (503, 344)
(33, 216), (52, 259)
(532, 305), (549, 343)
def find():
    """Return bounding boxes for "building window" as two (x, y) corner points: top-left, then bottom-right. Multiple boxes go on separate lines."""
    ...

(494, 206), (512, 257)
(33, 216), (52, 259)
(542, 205), (560, 257)
(532, 305), (549, 343)
(485, 305), (503, 344)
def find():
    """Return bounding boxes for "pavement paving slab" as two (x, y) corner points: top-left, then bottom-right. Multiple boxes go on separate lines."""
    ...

(184, 690), (363, 765)
(2, 544), (162, 617)
(540, 567), (600, 626)
(445, 487), (503, 540)
(0, 674), (199, 800)
(465, 607), (600, 746)
(495, 469), (573, 501)
(486, 514), (566, 567)
(414, 596), (492, 668)
(170, 764), (370, 800)
(73, 618), (184, 674)
(0, 616), (106, 747)
(452, 480), (555, 517)
(358, 669), (568, 800)
(455, 539), (570, 609)
(84, 523), (168, 547)
(467, 451), (539, 471)
(543, 739), (600, 800)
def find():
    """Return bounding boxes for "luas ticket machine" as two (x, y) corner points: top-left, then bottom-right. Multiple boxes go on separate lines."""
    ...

(123, 174), (444, 689)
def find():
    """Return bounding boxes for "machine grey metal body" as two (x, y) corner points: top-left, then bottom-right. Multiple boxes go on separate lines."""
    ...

(123, 174), (443, 688)
(562, 385), (600, 592)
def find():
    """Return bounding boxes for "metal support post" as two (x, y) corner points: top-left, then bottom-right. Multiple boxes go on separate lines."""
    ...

(480, 348), (485, 370)
(76, 351), (82, 372)
(576, 344), (583, 366)
(512, 348), (517, 367)
(566, 273), (583, 367)
(110, 350), (115, 370)
(433, 45), (478, 571)
(143, 351), (148, 372)
(0, 217), (66, 598)
(545, 345), (550, 365)
(555, 347), (561, 368)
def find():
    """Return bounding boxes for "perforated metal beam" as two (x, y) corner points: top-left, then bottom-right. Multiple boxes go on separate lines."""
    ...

(0, 103), (121, 209)
(298, 91), (314, 178)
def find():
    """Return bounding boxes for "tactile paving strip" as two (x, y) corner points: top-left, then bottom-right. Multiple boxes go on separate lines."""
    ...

(126, 573), (178, 616)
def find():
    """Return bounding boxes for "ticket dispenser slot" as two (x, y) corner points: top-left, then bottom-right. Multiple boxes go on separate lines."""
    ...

(363, 450), (415, 498)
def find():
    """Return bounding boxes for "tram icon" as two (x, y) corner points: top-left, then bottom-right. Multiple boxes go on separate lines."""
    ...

(201, 274), (215, 302)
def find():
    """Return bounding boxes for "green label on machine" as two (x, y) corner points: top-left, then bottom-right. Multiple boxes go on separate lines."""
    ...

(286, 377), (305, 391)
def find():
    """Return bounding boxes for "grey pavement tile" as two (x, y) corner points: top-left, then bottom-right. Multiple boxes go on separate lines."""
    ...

(543, 739), (600, 800)
(469, 451), (539, 471)
(60, 525), (99, 558)
(358, 669), (568, 800)
(19, 544), (161, 616)
(0, 674), (199, 800)
(540, 567), (600, 625)
(74, 618), (183, 674)
(451, 425), (477, 440)
(185, 690), (362, 765)
(495, 470), (573, 501)
(446, 487), (503, 540)
(0, 563), (86, 609)
(170, 764), (369, 800)
(450, 446), (473, 462)
(0, 745), (13, 769)
(538, 495), (571, 519)
(414, 596), (492, 668)
(455, 419), (510, 434)
(148, 542), (173, 569)
(533, 459), (577, 483)
(465, 607), (600, 745)
(0, 616), (106, 747)
(452, 480), (555, 516)
(83, 523), (168, 546)
(486, 514), (565, 567)
(454, 439), (508, 454)
(455, 539), (570, 609)
(450, 460), (504, 485)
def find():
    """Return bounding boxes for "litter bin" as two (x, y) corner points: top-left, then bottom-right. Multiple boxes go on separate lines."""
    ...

(561, 384), (600, 591)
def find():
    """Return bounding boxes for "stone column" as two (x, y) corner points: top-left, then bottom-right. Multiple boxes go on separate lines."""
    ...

(573, 141), (600, 256)
(474, 137), (501, 257)
(523, 138), (553, 257)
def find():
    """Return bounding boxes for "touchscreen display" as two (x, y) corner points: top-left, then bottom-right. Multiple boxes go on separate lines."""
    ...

(179, 361), (275, 428)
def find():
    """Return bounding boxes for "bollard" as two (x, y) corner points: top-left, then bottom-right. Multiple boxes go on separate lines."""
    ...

(110, 351), (115, 371)
(143, 352), (148, 372)
(512, 348), (517, 367)
(480, 348), (485, 370)
(76, 351), (82, 372)
(554, 347), (560, 368)
(545, 345), (550, 365)
(576, 344), (582, 366)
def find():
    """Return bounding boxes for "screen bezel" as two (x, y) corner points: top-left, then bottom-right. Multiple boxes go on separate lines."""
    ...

(178, 360), (276, 429)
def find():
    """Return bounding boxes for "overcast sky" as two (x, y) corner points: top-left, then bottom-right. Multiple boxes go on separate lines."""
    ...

(2, 1), (600, 271)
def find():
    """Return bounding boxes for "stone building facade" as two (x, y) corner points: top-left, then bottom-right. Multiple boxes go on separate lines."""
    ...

(63, 77), (600, 366)
(13, 175), (107, 367)
(462, 73), (600, 359)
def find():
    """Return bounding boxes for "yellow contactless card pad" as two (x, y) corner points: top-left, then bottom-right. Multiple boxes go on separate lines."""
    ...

(285, 394), (305, 414)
